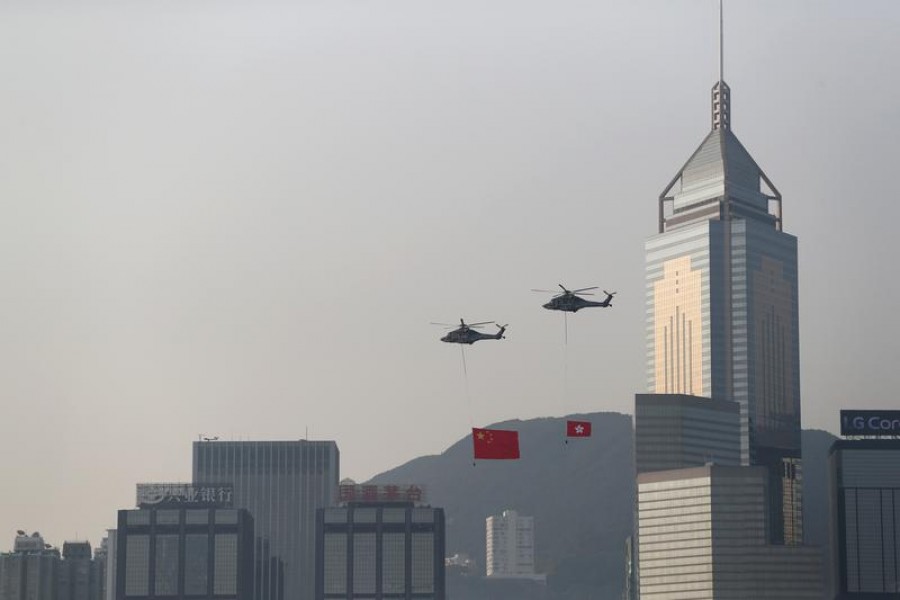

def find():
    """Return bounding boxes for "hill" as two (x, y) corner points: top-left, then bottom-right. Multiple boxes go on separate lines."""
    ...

(369, 412), (635, 598)
(368, 413), (838, 599)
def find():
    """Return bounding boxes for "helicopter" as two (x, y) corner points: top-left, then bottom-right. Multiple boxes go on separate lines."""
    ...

(532, 284), (616, 312)
(433, 319), (507, 344)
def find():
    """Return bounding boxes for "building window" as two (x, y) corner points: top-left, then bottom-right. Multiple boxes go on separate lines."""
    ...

(124, 535), (150, 596)
(184, 534), (209, 595)
(323, 534), (347, 595)
(185, 510), (209, 525)
(411, 533), (434, 593)
(126, 511), (151, 527)
(215, 510), (238, 525)
(353, 533), (376, 595)
(155, 535), (179, 596)
(214, 534), (238, 595)
(382, 533), (406, 595)
(155, 510), (180, 527)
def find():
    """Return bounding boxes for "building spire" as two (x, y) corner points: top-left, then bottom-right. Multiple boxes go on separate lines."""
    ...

(712, 0), (730, 130)
(719, 0), (724, 85)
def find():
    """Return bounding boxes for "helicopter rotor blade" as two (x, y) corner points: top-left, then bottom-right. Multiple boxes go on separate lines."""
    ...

(430, 322), (456, 326)
(558, 284), (570, 293)
(531, 289), (559, 294)
(467, 321), (495, 327)
(572, 286), (600, 293)
(604, 290), (617, 296)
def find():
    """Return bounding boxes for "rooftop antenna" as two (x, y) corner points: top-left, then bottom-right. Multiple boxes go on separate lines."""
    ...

(719, 0), (724, 86)
(712, 0), (730, 131)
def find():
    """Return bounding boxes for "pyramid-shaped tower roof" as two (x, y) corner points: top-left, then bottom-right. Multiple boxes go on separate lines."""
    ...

(658, 81), (782, 233)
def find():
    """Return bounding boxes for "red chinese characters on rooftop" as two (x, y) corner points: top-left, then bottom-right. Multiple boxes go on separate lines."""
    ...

(338, 483), (427, 505)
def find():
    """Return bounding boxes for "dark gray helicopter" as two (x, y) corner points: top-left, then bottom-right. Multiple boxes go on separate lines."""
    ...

(433, 319), (507, 344)
(533, 284), (616, 312)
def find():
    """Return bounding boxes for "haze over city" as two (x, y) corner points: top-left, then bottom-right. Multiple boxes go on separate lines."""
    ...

(2, 0), (899, 551)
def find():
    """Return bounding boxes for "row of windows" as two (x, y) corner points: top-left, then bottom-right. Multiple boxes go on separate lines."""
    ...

(321, 532), (436, 595)
(125, 510), (240, 527)
(123, 533), (239, 597)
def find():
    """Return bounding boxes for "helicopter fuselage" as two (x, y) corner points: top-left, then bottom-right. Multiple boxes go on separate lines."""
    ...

(441, 326), (506, 344)
(542, 293), (613, 313)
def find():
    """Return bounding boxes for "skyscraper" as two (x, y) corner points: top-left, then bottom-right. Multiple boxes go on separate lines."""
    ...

(192, 441), (339, 600)
(646, 74), (802, 544)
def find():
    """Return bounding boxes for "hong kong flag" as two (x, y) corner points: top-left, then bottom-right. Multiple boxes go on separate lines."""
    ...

(472, 428), (520, 460)
(567, 420), (592, 438)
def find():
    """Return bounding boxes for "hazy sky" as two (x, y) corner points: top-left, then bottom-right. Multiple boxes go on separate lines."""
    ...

(2, 0), (899, 549)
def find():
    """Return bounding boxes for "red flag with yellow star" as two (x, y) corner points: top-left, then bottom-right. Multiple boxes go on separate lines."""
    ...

(472, 428), (520, 460)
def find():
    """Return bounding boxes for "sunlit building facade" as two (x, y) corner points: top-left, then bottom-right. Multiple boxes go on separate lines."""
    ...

(645, 79), (802, 544)
(637, 465), (822, 599)
(314, 503), (445, 600)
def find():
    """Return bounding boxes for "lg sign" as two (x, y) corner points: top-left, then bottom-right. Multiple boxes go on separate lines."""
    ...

(841, 410), (900, 436)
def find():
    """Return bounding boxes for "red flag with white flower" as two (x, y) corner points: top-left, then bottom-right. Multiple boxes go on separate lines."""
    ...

(566, 420), (592, 438)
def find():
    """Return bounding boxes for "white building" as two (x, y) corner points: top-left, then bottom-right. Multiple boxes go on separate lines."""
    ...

(485, 510), (543, 581)
(638, 465), (822, 599)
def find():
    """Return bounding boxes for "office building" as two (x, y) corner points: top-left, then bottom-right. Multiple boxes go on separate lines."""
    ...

(634, 394), (740, 474)
(315, 495), (445, 600)
(638, 466), (822, 599)
(115, 484), (254, 600)
(485, 510), (541, 581)
(58, 542), (93, 600)
(645, 65), (802, 544)
(829, 438), (900, 598)
(193, 440), (339, 600)
(0, 533), (60, 600)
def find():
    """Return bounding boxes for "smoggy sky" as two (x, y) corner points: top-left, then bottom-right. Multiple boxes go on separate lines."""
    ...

(2, 0), (899, 548)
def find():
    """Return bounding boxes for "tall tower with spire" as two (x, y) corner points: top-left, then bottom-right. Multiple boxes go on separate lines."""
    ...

(644, 10), (801, 545)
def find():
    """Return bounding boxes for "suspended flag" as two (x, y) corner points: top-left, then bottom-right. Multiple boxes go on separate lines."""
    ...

(567, 420), (592, 438)
(472, 428), (520, 460)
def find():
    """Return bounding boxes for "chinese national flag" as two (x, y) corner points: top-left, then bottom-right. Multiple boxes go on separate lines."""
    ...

(472, 428), (520, 460)
(567, 420), (592, 438)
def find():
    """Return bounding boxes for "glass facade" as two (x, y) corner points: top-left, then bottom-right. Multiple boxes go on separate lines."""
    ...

(184, 534), (209, 596)
(352, 534), (376, 595)
(831, 441), (900, 596)
(637, 466), (822, 599)
(322, 535), (346, 595)
(634, 394), (741, 474)
(646, 112), (803, 544)
(316, 503), (445, 600)
(153, 535), (178, 596)
(116, 506), (253, 600)
(214, 534), (239, 595)
(123, 536), (149, 597)
(193, 441), (339, 600)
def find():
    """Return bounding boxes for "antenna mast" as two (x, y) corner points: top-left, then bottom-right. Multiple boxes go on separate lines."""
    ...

(711, 0), (730, 131)
(719, 0), (724, 85)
